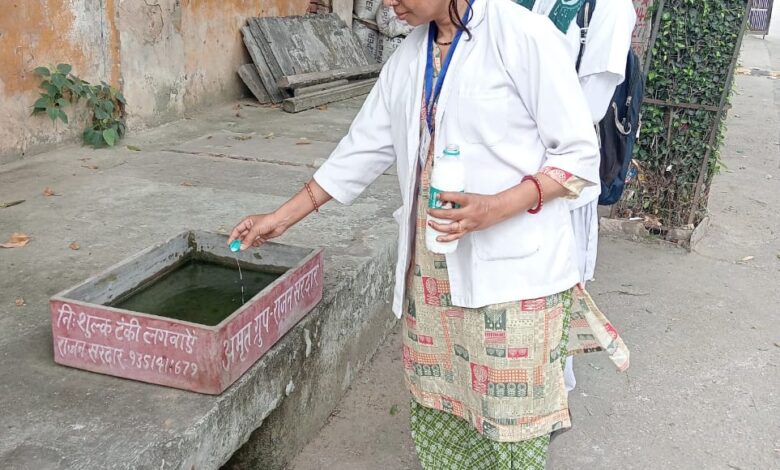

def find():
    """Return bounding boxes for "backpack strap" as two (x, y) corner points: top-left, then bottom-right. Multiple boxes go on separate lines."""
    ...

(576, 0), (597, 72)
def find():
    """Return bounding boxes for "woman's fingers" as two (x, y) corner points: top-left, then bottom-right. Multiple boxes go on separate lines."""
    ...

(427, 207), (466, 221)
(228, 218), (252, 244)
(437, 191), (468, 207)
(242, 222), (270, 250)
(228, 214), (286, 251)
(436, 232), (465, 243)
(428, 219), (466, 234)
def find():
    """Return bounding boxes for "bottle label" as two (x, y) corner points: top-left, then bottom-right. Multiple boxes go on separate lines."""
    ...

(428, 186), (462, 209)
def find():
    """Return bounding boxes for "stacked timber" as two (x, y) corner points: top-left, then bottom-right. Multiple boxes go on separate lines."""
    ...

(238, 13), (381, 113)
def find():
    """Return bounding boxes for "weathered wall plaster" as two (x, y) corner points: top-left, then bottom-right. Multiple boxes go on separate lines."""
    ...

(0, 0), (310, 164)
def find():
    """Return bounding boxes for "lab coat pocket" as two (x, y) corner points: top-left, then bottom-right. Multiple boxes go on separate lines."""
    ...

(472, 216), (540, 261)
(458, 91), (509, 146)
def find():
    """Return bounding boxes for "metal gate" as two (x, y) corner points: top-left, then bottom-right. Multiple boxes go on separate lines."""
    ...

(748, 0), (774, 36)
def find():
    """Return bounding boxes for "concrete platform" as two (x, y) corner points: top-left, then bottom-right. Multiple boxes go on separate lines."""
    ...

(0, 99), (401, 469)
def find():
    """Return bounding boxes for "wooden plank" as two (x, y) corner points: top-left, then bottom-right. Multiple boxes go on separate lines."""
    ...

(278, 63), (383, 89)
(241, 26), (285, 103)
(282, 79), (377, 113)
(252, 14), (370, 79)
(238, 64), (271, 103)
(294, 80), (349, 97)
(249, 18), (286, 84)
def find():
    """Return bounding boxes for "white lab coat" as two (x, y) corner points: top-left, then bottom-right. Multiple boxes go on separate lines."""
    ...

(313, 0), (599, 318)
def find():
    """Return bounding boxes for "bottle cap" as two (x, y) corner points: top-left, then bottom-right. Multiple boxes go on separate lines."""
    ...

(229, 240), (241, 252)
(443, 144), (460, 157)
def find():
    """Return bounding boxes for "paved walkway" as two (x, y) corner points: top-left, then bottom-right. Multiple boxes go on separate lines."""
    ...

(289, 34), (780, 470)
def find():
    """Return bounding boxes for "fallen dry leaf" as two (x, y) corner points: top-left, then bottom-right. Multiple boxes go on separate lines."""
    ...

(43, 187), (56, 197)
(232, 135), (253, 141)
(317, 105), (329, 111)
(264, 133), (275, 139)
(0, 232), (31, 248)
(15, 297), (26, 307)
(180, 181), (195, 187)
(81, 164), (99, 170)
(296, 141), (311, 146)
(69, 241), (80, 251)
(127, 145), (142, 152)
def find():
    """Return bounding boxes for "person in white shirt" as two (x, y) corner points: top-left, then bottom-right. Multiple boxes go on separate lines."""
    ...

(229, 1), (629, 467)
(514, 0), (636, 395)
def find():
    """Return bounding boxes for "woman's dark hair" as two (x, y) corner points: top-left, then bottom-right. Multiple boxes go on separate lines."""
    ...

(448, 0), (473, 40)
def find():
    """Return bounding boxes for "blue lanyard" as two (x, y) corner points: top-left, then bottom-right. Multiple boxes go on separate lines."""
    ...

(424, 1), (476, 132)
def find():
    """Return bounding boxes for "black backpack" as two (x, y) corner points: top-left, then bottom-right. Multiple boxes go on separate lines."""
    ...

(576, 0), (645, 206)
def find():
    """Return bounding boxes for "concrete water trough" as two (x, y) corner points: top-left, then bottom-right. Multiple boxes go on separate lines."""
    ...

(49, 230), (323, 394)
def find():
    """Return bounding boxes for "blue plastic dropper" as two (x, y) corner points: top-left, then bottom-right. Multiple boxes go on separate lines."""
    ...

(229, 240), (241, 253)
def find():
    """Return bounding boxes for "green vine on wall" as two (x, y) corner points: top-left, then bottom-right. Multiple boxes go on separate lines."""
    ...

(32, 64), (127, 147)
(618, 0), (746, 228)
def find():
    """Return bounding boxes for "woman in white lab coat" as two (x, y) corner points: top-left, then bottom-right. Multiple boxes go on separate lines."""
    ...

(229, 1), (629, 468)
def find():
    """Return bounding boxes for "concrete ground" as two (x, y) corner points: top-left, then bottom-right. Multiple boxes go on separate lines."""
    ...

(289, 35), (780, 470)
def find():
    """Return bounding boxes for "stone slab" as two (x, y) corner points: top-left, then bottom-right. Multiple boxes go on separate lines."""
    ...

(242, 26), (287, 103)
(282, 79), (376, 113)
(238, 64), (272, 104)
(294, 80), (349, 97)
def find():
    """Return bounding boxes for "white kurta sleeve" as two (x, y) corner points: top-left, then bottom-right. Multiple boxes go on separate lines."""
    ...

(578, 0), (637, 123)
(312, 68), (396, 205)
(580, 73), (623, 124)
(502, 16), (600, 187)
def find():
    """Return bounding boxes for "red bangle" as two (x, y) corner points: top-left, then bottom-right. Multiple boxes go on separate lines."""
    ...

(522, 175), (543, 214)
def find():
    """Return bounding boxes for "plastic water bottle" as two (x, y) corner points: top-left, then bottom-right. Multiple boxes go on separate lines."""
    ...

(426, 144), (465, 254)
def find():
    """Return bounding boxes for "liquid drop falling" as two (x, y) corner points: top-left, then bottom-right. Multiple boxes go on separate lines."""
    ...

(235, 256), (245, 305)
(229, 240), (245, 304)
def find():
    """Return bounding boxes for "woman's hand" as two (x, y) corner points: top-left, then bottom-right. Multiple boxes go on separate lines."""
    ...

(427, 192), (505, 243)
(425, 173), (568, 243)
(228, 213), (288, 251)
(227, 179), (333, 251)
